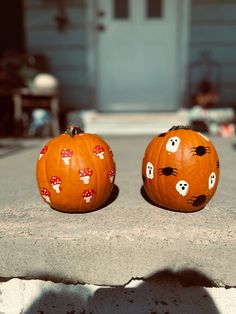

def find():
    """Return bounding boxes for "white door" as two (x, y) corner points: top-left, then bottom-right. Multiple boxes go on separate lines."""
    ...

(96, 0), (187, 112)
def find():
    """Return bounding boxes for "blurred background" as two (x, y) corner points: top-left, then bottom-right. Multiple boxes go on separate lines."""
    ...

(0, 0), (235, 138)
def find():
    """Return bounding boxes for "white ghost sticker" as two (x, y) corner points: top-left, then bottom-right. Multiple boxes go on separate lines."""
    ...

(208, 172), (216, 189)
(176, 180), (189, 196)
(166, 136), (180, 153)
(146, 162), (154, 179)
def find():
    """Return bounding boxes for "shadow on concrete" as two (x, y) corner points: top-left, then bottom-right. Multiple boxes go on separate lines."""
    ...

(88, 269), (220, 314)
(24, 283), (90, 314)
(24, 269), (220, 314)
(96, 184), (119, 211)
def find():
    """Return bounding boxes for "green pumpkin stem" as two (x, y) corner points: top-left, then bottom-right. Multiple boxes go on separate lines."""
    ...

(65, 126), (84, 137)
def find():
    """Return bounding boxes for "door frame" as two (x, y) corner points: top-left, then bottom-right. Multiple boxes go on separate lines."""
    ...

(86, 0), (191, 112)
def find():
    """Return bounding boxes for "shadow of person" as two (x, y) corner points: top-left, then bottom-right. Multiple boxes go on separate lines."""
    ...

(23, 268), (220, 313)
(24, 280), (90, 314)
(88, 268), (220, 314)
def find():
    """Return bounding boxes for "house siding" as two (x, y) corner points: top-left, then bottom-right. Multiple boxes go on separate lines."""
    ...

(190, 0), (236, 106)
(24, 0), (236, 110)
(24, 0), (91, 110)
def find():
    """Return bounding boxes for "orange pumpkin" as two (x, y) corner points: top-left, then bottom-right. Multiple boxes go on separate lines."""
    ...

(36, 126), (115, 213)
(142, 126), (220, 212)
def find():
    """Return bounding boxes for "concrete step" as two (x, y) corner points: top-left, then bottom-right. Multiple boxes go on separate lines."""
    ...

(67, 110), (190, 135)
(0, 135), (235, 287)
(1, 278), (236, 313)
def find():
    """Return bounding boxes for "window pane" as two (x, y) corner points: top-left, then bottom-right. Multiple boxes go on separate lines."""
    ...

(147, 0), (162, 18)
(113, 0), (129, 19)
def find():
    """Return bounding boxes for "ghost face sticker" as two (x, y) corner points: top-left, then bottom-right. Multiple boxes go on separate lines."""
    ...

(176, 180), (189, 196)
(146, 162), (154, 179)
(166, 137), (180, 153)
(208, 172), (216, 189)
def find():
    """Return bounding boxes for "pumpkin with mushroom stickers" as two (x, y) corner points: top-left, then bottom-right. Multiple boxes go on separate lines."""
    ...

(36, 126), (116, 213)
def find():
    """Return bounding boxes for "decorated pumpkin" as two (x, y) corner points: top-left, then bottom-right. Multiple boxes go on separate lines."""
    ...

(36, 126), (115, 213)
(142, 126), (220, 212)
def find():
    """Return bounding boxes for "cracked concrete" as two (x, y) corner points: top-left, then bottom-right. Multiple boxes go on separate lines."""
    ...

(0, 135), (235, 288)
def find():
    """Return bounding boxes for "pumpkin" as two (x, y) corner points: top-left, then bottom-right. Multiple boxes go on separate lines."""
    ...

(142, 126), (220, 212)
(36, 126), (115, 213)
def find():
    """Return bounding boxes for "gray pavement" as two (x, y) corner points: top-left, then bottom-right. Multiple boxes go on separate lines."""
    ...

(0, 135), (235, 286)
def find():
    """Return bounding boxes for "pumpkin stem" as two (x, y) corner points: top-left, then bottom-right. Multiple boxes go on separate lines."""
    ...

(65, 126), (84, 137)
(169, 125), (192, 131)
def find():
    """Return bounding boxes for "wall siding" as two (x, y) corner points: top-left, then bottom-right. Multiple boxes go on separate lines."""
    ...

(25, 0), (236, 109)
(190, 0), (236, 105)
(25, 0), (91, 110)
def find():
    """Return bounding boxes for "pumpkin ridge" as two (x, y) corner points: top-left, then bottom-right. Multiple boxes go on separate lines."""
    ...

(80, 134), (100, 209)
(143, 137), (158, 202)
(98, 138), (115, 207)
(36, 142), (51, 204)
(45, 136), (61, 186)
(158, 131), (173, 207)
(74, 136), (84, 209)
(146, 134), (165, 206)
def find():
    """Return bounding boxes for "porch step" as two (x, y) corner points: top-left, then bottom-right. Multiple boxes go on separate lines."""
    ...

(0, 135), (235, 287)
(67, 110), (190, 135)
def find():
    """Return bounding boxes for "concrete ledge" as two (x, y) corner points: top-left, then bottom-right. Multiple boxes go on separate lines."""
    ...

(0, 136), (235, 286)
(1, 278), (236, 313)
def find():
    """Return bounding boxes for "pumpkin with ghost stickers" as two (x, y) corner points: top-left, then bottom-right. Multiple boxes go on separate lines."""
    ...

(36, 126), (115, 213)
(142, 126), (220, 212)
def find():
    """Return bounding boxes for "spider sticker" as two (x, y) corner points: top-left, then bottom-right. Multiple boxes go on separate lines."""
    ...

(146, 162), (154, 179)
(176, 180), (189, 196)
(208, 172), (216, 189)
(158, 167), (178, 176)
(191, 146), (210, 156)
(166, 137), (180, 153)
(187, 194), (210, 207)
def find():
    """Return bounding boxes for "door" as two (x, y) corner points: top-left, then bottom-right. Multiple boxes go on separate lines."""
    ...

(96, 0), (186, 112)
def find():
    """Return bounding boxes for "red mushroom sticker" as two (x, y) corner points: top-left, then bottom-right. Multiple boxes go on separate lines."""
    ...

(40, 187), (51, 203)
(82, 189), (95, 203)
(61, 148), (73, 165)
(109, 169), (115, 183)
(39, 145), (48, 160)
(93, 145), (105, 159)
(79, 168), (93, 184)
(50, 176), (62, 193)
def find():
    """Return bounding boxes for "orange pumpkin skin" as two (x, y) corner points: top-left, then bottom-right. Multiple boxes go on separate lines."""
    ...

(36, 126), (115, 213)
(142, 126), (220, 212)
